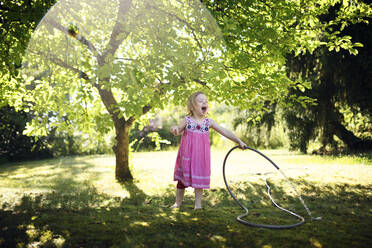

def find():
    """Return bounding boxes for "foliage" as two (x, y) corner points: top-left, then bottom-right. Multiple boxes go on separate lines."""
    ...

(202, 0), (372, 108)
(284, 5), (372, 153)
(0, 105), (112, 164)
(46, 129), (113, 157)
(129, 117), (175, 152)
(15, 0), (224, 135)
(231, 103), (286, 149)
(0, 0), (57, 106)
(0, 106), (52, 163)
(7, 0), (370, 136)
(339, 105), (372, 140)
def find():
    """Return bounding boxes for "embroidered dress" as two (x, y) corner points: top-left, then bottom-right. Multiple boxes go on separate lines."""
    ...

(174, 116), (211, 189)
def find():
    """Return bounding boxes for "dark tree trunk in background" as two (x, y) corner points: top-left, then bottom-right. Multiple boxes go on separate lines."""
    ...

(331, 109), (372, 151)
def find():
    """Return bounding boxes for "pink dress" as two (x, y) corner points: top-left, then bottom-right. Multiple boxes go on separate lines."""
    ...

(173, 116), (211, 189)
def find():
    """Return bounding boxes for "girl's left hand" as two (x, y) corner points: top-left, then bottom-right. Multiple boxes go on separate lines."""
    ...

(238, 141), (247, 149)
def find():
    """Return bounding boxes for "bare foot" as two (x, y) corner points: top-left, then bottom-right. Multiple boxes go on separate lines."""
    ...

(170, 203), (180, 209)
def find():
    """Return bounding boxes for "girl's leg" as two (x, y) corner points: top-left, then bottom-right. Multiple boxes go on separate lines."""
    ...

(170, 188), (185, 208)
(194, 188), (203, 209)
(170, 181), (186, 208)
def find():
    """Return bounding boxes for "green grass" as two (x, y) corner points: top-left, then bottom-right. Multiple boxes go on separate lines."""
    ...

(0, 149), (371, 247)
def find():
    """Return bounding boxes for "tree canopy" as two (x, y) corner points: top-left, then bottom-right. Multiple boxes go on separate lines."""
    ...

(19, 0), (226, 135)
(202, 0), (371, 107)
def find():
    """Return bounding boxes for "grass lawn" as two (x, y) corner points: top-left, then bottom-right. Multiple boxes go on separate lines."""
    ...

(0, 148), (371, 247)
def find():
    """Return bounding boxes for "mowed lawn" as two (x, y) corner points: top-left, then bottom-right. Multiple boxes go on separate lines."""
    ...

(0, 148), (371, 247)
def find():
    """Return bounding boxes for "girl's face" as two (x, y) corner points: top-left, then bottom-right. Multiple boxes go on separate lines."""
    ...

(193, 94), (208, 117)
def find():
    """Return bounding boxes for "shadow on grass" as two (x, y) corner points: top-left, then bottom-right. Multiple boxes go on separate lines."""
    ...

(1, 174), (371, 247)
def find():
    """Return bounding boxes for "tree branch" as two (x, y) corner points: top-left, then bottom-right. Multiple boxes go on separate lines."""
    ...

(44, 17), (99, 55)
(30, 49), (92, 82)
(193, 78), (209, 88)
(100, 0), (132, 65)
(43, 16), (129, 122)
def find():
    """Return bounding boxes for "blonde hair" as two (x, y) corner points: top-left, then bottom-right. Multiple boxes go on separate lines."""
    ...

(187, 91), (206, 116)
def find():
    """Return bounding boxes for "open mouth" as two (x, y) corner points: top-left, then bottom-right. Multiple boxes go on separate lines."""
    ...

(201, 106), (207, 113)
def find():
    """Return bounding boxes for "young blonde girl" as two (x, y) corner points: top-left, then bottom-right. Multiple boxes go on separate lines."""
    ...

(170, 92), (246, 209)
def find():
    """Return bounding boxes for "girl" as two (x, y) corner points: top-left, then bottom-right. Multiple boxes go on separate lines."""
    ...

(170, 92), (246, 209)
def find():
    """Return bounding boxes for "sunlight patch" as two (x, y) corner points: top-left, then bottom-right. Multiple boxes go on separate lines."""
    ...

(130, 221), (149, 227)
(309, 238), (323, 248)
(210, 235), (226, 243)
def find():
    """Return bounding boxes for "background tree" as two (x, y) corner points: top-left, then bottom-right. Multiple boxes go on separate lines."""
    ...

(0, 0), (57, 106)
(284, 2), (372, 153)
(0, 0), (57, 163)
(203, 0), (371, 153)
(202, 0), (371, 106)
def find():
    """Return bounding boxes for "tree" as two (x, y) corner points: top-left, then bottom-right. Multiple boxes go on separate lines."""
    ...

(202, 0), (371, 106)
(203, 0), (371, 153)
(4, 0), (371, 181)
(16, 0), (228, 181)
(284, 2), (372, 153)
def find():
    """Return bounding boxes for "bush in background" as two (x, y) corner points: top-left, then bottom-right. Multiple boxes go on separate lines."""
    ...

(0, 106), (113, 164)
(0, 106), (52, 164)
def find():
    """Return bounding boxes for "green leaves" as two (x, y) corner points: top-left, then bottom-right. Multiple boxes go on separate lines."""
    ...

(147, 132), (171, 151)
(2, 0), (371, 147)
(204, 0), (371, 109)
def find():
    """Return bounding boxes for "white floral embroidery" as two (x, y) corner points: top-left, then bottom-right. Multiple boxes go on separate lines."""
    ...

(185, 116), (210, 133)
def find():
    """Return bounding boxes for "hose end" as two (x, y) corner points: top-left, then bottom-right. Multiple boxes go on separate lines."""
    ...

(311, 216), (322, 221)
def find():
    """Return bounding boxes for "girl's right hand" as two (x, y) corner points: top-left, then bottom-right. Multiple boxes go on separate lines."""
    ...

(170, 126), (179, 136)
(170, 118), (186, 136)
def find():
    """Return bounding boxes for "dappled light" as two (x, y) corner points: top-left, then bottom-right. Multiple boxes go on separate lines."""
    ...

(1, 151), (371, 247)
(1, 176), (371, 247)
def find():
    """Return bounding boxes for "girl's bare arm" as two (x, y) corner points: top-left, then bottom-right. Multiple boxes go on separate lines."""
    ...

(209, 118), (246, 148)
(170, 118), (187, 136)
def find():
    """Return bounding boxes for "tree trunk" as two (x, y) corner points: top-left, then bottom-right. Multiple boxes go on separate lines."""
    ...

(113, 119), (133, 182)
(332, 120), (372, 151)
(331, 109), (372, 151)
